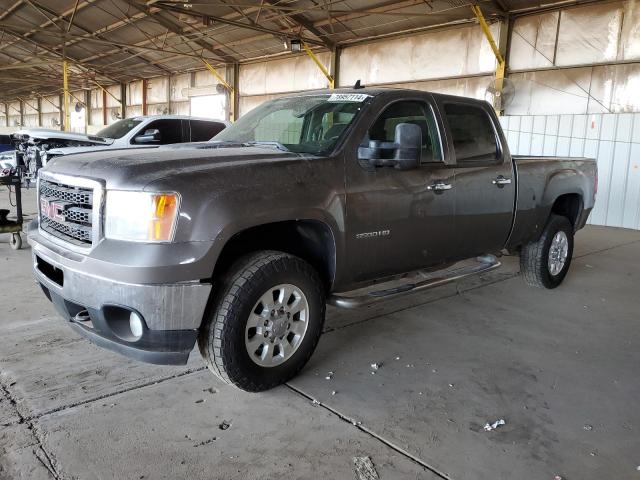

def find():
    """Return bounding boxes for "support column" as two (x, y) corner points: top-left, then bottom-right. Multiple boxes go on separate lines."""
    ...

(102, 89), (107, 126)
(330, 47), (340, 89)
(166, 75), (172, 115)
(471, 5), (507, 115)
(120, 83), (127, 119)
(37, 97), (43, 127)
(4, 104), (8, 127)
(302, 42), (334, 89)
(142, 78), (148, 116)
(85, 90), (91, 133)
(63, 59), (70, 131)
(227, 63), (239, 122)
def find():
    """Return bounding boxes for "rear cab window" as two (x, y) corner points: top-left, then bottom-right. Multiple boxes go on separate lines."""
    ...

(443, 102), (499, 165)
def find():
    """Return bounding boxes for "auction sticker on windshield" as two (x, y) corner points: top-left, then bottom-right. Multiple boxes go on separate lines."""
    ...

(327, 93), (371, 102)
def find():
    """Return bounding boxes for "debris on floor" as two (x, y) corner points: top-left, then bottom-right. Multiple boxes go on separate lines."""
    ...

(218, 420), (231, 430)
(583, 424), (593, 431)
(331, 390), (337, 395)
(483, 418), (506, 431)
(326, 371), (334, 380)
(370, 362), (381, 370)
(194, 437), (217, 447)
(553, 475), (563, 480)
(312, 399), (321, 406)
(353, 456), (379, 480)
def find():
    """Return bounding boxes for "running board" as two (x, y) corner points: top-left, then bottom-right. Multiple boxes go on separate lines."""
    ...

(328, 254), (501, 309)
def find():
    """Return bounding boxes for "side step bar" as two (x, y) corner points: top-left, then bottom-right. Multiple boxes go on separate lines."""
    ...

(328, 254), (501, 309)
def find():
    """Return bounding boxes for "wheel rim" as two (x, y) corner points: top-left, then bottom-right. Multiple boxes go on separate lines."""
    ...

(548, 231), (569, 276)
(245, 284), (309, 367)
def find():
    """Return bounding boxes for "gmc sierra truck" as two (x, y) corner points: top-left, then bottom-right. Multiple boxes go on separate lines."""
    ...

(28, 88), (597, 392)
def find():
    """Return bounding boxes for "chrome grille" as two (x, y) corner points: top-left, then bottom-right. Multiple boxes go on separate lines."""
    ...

(39, 179), (94, 246)
(40, 182), (92, 205)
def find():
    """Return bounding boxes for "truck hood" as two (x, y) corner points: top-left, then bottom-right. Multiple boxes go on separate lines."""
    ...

(12, 128), (112, 145)
(48, 144), (156, 156)
(43, 144), (306, 189)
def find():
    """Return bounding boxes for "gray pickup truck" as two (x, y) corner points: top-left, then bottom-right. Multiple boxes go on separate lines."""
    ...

(29, 88), (597, 391)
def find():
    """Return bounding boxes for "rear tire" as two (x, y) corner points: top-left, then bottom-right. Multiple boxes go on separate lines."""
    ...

(520, 214), (574, 289)
(199, 251), (325, 392)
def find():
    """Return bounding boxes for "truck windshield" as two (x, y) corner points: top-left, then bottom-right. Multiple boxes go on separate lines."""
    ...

(213, 93), (370, 155)
(96, 119), (143, 139)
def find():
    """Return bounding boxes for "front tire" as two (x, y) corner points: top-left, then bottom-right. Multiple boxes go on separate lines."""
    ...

(520, 214), (574, 289)
(199, 251), (325, 392)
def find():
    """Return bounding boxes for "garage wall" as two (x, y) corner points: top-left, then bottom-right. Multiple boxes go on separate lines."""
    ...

(500, 113), (640, 230)
(338, 23), (499, 91)
(507, 1), (640, 115)
(238, 53), (332, 116)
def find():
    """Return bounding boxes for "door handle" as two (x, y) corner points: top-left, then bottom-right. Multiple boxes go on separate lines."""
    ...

(427, 182), (453, 192)
(492, 176), (512, 188)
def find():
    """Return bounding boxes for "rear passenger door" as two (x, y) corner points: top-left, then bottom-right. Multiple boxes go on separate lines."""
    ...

(189, 120), (226, 141)
(439, 100), (515, 258)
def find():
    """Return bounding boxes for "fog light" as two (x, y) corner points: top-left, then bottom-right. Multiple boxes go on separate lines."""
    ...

(129, 312), (144, 339)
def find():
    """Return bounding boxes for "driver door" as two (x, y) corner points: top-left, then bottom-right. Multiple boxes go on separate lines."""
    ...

(344, 97), (457, 283)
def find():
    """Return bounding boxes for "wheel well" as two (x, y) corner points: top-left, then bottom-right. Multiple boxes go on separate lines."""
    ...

(551, 193), (583, 227)
(212, 220), (336, 291)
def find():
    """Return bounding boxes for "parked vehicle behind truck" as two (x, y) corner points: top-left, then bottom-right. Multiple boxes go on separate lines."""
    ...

(29, 88), (597, 391)
(12, 115), (228, 181)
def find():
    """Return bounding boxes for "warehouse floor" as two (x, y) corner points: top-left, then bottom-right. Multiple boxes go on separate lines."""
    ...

(1, 190), (639, 480)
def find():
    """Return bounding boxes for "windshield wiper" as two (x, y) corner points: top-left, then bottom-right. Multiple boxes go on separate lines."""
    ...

(245, 141), (290, 152)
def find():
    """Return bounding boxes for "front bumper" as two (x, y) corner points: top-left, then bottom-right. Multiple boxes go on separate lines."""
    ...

(30, 228), (212, 366)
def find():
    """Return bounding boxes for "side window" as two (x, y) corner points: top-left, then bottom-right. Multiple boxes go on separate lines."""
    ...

(366, 101), (442, 164)
(444, 103), (498, 163)
(136, 119), (183, 145)
(191, 120), (226, 141)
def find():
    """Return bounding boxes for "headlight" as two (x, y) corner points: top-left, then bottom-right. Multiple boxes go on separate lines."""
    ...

(105, 191), (180, 242)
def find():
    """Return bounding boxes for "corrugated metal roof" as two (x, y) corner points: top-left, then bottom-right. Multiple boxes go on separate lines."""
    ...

(0, 0), (593, 101)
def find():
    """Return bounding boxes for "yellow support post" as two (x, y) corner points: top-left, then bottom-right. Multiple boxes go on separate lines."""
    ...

(471, 4), (506, 114)
(302, 42), (334, 89)
(63, 59), (70, 131)
(202, 59), (235, 122)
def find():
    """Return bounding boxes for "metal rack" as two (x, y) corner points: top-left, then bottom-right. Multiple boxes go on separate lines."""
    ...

(0, 169), (24, 250)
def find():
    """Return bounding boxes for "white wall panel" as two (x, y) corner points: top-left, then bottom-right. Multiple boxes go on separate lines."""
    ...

(385, 75), (493, 100)
(501, 112), (640, 229)
(507, 63), (640, 115)
(239, 54), (331, 96)
(171, 74), (190, 102)
(128, 80), (143, 106)
(509, 12), (558, 70)
(339, 23), (499, 86)
(556, 3), (623, 66)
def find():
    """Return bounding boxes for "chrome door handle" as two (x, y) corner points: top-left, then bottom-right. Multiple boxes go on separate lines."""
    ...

(492, 176), (512, 187)
(427, 182), (452, 192)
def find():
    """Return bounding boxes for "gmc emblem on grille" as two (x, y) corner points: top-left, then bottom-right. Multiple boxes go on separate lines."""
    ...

(40, 198), (66, 223)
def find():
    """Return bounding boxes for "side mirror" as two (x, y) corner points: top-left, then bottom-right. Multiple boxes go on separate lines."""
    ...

(357, 123), (421, 170)
(134, 128), (161, 144)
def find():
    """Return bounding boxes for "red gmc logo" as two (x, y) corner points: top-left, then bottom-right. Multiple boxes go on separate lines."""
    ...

(40, 198), (65, 222)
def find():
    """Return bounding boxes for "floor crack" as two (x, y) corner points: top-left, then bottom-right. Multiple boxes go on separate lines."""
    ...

(29, 366), (206, 421)
(285, 384), (453, 480)
(0, 380), (62, 480)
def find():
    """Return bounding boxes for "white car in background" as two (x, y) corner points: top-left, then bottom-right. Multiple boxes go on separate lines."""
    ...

(12, 115), (229, 179)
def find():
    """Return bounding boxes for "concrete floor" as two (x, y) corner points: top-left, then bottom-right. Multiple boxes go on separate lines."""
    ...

(1, 188), (640, 480)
